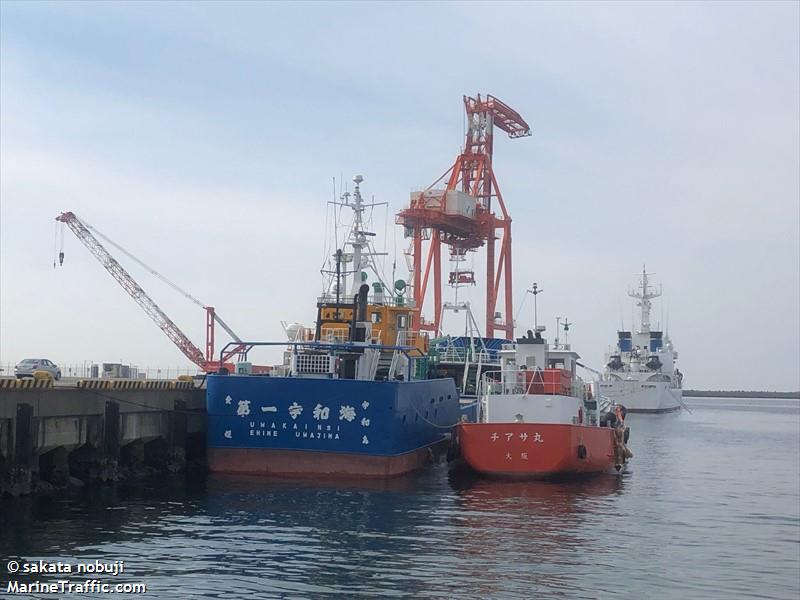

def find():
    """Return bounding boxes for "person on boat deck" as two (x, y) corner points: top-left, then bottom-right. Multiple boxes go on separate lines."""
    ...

(516, 364), (527, 390)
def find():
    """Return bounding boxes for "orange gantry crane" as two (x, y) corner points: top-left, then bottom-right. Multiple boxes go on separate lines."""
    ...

(55, 211), (246, 372)
(396, 94), (531, 338)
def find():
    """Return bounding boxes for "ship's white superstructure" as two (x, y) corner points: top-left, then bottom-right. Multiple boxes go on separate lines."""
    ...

(597, 267), (683, 413)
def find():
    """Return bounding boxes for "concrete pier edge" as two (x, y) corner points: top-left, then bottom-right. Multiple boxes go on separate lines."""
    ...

(0, 383), (206, 497)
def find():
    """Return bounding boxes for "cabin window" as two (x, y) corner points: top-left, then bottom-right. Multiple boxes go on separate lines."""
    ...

(397, 314), (408, 329)
(371, 312), (382, 323)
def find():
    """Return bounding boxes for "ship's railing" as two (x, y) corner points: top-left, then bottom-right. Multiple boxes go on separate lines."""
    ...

(316, 294), (416, 308)
(439, 347), (468, 363)
(322, 327), (350, 343)
(474, 350), (498, 365)
(476, 369), (587, 422)
(217, 340), (423, 382)
(436, 346), (500, 365)
(389, 331), (429, 380)
(321, 325), (383, 344)
(478, 369), (581, 398)
(397, 330), (425, 347)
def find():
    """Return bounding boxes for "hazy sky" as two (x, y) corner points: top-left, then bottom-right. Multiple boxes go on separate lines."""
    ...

(1, 1), (798, 390)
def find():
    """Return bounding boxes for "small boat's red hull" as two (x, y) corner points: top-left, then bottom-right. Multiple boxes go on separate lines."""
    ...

(457, 423), (617, 478)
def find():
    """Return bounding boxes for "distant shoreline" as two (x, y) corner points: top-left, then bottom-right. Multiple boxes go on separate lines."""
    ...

(683, 390), (800, 399)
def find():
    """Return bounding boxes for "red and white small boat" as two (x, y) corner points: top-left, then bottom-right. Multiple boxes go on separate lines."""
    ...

(455, 328), (631, 478)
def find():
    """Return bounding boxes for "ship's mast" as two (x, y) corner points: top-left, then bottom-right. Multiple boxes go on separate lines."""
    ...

(324, 175), (389, 298)
(628, 265), (662, 334)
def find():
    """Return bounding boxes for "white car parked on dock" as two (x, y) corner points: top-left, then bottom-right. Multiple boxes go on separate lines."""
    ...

(14, 358), (61, 380)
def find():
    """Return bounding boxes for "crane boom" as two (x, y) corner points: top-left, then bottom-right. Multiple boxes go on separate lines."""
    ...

(56, 211), (228, 370)
(81, 218), (242, 342)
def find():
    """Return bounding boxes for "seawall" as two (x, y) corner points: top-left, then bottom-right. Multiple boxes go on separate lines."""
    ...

(0, 379), (206, 496)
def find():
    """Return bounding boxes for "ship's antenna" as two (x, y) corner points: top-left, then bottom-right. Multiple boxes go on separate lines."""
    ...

(333, 176), (339, 255)
(382, 193), (389, 274)
(320, 176), (337, 291)
(391, 211), (397, 297)
(527, 282), (543, 330)
(555, 316), (561, 348)
(563, 318), (572, 348)
(335, 248), (342, 321)
(327, 177), (337, 269)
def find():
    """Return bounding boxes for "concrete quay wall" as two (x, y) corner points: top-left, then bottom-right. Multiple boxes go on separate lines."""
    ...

(0, 383), (206, 496)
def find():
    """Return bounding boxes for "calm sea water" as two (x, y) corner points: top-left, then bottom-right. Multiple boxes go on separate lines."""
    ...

(2, 397), (799, 599)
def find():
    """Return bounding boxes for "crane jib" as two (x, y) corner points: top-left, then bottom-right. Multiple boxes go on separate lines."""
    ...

(55, 211), (239, 371)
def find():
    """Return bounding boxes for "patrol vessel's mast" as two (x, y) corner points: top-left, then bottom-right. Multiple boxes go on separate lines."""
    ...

(628, 266), (662, 334)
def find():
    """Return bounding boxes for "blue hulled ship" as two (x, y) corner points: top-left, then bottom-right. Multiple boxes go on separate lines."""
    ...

(206, 176), (461, 477)
(207, 350), (458, 477)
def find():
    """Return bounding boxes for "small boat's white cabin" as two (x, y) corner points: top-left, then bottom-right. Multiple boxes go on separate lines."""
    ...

(480, 330), (593, 426)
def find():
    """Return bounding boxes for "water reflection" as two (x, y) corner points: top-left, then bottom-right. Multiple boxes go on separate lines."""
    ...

(446, 471), (625, 597)
(2, 400), (798, 600)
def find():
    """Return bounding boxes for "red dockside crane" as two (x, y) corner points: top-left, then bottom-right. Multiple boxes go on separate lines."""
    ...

(396, 94), (531, 338)
(55, 211), (246, 372)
